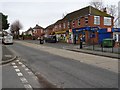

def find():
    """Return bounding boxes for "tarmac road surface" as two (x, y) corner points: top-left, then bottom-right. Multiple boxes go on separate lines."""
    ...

(5, 41), (118, 88)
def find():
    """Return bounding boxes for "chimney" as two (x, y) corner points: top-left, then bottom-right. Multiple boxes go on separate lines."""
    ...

(103, 7), (107, 13)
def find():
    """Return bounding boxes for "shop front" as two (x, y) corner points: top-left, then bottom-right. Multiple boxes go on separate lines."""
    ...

(112, 28), (120, 47)
(55, 30), (66, 42)
(72, 27), (99, 44)
(98, 28), (113, 44)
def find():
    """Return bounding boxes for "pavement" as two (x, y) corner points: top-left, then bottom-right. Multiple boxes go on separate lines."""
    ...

(66, 47), (119, 59)
(22, 40), (120, 59)
(1, 45), (17, 65)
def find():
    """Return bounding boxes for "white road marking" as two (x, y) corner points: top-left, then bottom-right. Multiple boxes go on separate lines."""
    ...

(32, 76), (38, 80)
(16, 60), (19, 62)
(28, 72), (34, 75)
(12, 61), (34, 89)
(22, 65), (26, 68)
(15, 69), (20, 72)
(13, 66), (18, 68)
(17, 72), (23, 77)
(11, 63), (16, 65)
(20, 77), (28, 83)
(25, 68), (29, 71)
(18, 62), (23, 65)
(24, 84), (33, 90)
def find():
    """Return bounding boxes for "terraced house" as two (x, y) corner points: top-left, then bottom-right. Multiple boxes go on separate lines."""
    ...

(45, 6), (114, 44)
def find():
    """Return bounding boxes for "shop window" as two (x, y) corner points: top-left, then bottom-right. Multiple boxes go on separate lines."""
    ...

(94, 16), (100, 25)
(89, 31), (95, 38)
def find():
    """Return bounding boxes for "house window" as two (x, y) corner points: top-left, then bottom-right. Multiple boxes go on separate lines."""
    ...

(85, 16), (88, 24)
(78, 18), (81, 26)
(55, 25), (58, 30)
(68, 21), (70, 28)
(41, 29), (43, 33)
(72, 20), (75, 27)
(104, 17), (111, 26)
(63, 23), (66, 29)
(94, 16), (100, 25)
(59, 24), (61, 29)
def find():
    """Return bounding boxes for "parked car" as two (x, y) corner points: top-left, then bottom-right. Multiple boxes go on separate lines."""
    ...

(45, 35), (56, 43)
(2, 34), (13, 45)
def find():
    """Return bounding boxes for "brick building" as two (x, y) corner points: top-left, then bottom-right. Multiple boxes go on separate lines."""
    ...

(25, 27), (33, 36)
(45, 6), (114, 44)
(33, 24), (44, 39)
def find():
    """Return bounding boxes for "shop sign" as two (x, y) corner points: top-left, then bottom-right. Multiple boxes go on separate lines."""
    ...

(107, 28), (112, 32)
(113, 28), (120, 32)
(69, 29), (72, 33)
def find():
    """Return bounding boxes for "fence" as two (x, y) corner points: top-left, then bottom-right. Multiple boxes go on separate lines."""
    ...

(81, 43), (119, 54)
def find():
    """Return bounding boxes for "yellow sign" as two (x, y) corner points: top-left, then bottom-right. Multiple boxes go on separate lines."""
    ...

(55, 30), (66, 34)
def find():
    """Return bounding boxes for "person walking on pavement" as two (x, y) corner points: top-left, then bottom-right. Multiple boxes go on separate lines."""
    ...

(39, 36), (44, 44)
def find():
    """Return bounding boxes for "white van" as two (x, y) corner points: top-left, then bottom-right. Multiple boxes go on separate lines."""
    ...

(3, 34), (13, 44)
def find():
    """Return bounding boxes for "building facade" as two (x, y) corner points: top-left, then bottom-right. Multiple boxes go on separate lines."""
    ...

(33, 24), (44, 39)
(45, 6), (114, 44)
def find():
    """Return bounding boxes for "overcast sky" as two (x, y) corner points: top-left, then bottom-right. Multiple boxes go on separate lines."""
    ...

(0, 0), (119, 32)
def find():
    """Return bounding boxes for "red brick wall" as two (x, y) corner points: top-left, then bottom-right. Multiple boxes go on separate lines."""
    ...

(88, 15), (113, 28)
(34, 29), (44, 38)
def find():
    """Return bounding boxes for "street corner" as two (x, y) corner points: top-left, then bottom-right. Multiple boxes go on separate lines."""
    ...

(0, 45), (17, 65)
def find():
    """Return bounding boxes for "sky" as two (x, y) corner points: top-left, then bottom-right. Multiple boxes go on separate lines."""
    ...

(0, 0), (120, 33)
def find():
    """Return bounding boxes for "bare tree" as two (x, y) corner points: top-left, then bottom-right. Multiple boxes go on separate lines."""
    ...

(10, 20), (22, 39)
(106, 5), (118, 27)
(90, 0), (104, 10)
(106, 5), (117, 17)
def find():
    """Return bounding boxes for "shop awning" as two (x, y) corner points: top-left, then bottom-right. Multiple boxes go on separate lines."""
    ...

(55, 30), (66, 34)
(72, 27), (99, 34)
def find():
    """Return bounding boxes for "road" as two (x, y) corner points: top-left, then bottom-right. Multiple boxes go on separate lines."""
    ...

(4, 41), (118, 88)
(2, 59), (41, 89)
